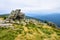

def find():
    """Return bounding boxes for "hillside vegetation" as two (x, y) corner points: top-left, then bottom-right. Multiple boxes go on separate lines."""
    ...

(0, 9), (60, 40)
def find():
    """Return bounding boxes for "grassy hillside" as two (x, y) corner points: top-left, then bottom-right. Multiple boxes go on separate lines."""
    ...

(0, 18), (60, 40)
(0, 14), (9, 18)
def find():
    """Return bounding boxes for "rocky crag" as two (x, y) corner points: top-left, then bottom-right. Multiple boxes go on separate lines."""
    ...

(4, 9), (25, 23)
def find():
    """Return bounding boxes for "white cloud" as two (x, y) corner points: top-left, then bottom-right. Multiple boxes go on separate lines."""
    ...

(0, 0), (60, 14)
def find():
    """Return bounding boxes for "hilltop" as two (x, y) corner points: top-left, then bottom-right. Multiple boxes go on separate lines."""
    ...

(0, 9), (60, 40)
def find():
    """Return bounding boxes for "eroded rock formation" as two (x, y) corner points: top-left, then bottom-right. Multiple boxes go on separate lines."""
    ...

(5, 9), (25, 23)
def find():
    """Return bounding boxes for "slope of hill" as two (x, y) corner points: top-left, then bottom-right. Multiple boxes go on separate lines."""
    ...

(39, 14), (60, 27)
(0, 18), (60, 40)
(28, 13), (60, 27)
(0, 14), (9, 18)
(0, 9), (60, 40)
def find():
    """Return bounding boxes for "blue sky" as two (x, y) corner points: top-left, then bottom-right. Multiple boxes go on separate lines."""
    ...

(0, 0), (60, 15)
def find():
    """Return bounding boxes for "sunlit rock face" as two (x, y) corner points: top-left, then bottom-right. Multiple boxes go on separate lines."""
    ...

(5, 9), (25, 23)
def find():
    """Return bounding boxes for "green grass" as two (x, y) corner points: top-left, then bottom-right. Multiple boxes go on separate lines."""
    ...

(0, 19), (60, 40)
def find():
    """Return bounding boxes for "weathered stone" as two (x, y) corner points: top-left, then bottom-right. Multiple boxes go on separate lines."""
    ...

(5, 9), (25, 23)
(0, 23), (13, 28)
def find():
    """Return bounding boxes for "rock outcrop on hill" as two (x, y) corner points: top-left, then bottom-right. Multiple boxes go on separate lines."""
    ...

(4, 9), (25, 23)
(0, 9), (25, 27)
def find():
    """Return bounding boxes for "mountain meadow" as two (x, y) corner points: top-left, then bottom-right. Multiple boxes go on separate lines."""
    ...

(0, 9), (60, 40)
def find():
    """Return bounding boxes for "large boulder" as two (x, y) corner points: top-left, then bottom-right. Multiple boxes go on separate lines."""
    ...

(5, 9), (25, 23)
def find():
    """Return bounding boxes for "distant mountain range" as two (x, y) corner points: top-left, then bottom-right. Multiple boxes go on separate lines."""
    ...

(0, 13), (60, 27)
(27, 13), (60, 27)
